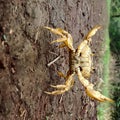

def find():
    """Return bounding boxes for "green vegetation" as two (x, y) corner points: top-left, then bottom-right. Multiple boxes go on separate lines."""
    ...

(109, 0), (120, 119)
(98, 0), (120, 119)
(109, 0), (120, 53)
(97, 30), (111, 120)
(97, 28), (111, 120)
(112, 82), (120, 119)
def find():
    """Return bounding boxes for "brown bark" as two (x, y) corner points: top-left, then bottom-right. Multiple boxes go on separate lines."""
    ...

(0, 0), (107, 120)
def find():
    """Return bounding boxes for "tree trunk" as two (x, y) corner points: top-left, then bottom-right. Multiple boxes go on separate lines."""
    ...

(0, 0), (107, 120)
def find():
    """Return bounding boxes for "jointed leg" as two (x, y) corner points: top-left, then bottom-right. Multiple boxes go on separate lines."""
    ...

(57, 71), (66, 79)
(44, 73), (75, 95)
(44, 26), (65, 37)
(44, 26), (75, 51)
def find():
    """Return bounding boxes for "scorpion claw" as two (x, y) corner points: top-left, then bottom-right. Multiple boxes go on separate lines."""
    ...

(85, 25), (102, 40)
(86, 84), (114, 102)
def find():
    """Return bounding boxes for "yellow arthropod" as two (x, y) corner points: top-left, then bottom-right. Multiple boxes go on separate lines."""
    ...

(44, 26), (114, 102)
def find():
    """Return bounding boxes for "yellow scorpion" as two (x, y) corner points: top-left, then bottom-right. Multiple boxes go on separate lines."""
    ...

(44, 26), (114, 102)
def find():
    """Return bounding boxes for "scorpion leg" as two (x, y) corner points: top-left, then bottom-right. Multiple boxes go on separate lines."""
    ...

(44, 73), (75, 95)
(57, 71), (66, 79)
(76, 68), (114, 102)
(44, 26), (64, 37)
(44, 26), (75, 51)
(50, 37), (67, 44)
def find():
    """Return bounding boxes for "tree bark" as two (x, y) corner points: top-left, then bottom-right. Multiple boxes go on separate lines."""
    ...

(0, 0), (107, 120)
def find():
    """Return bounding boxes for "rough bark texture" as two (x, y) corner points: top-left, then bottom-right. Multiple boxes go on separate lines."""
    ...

(0, 0), (107, 120)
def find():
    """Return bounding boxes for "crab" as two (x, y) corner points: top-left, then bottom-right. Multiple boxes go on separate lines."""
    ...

(44, 26), (114, 102)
